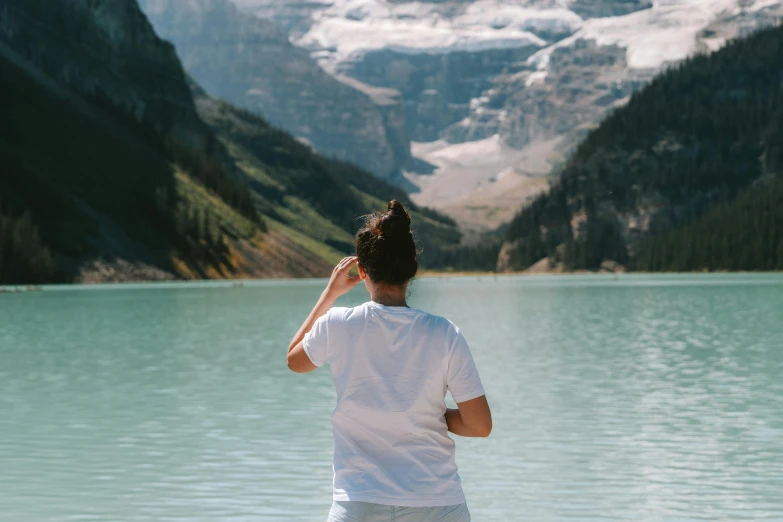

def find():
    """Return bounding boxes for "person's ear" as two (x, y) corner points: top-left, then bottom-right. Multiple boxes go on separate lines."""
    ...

(357, 263), (367, 280)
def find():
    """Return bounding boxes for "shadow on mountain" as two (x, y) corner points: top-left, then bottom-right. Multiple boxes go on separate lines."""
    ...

(410, 157), (438, 175)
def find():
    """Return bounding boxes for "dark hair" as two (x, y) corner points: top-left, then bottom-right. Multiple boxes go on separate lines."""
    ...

(355, 200), (418, 285)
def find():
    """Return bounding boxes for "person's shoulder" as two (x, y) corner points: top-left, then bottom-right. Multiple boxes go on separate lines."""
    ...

(412, 309), (460, 335)
(326, 304), (370, 322)
(325, 306), (353, 320)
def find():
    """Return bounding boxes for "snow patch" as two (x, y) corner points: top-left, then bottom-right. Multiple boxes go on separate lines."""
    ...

(240, 1), (767, 75)
(525, 70), (548, 86)
(427, 135), (505, 165)
(496, 166), (516, 181)
(406, 136), (561, 230)
(529, 0), (754, 71)
(746, 0), (783, 11)
(294, 0), (581, 71)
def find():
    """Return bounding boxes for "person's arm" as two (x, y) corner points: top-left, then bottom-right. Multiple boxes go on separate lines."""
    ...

(445, 395), (492, 438)
(287, 256), (361, 373)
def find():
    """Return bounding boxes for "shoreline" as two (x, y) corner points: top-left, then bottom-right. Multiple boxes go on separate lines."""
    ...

(418, 270), (612, 277)
(3, 271), (783, 291)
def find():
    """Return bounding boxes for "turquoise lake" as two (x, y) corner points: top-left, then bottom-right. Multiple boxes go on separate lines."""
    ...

(1, 274), (782, 520)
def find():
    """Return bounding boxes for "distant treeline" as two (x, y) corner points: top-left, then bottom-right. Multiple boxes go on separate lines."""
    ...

(634, 177), (783, 271)
(0, 211), (56, 284)
(423, 240), (502, 272)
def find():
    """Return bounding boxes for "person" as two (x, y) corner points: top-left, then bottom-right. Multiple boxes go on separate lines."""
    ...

(287, 200), (492, 522)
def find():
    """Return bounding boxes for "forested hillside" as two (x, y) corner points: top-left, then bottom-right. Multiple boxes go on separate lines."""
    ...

(193, 90), (462, 268)
(500, 24), (783, 272)
(0, 0), (260, 283)
(633, 176), (783, 271)
(0, 0), (461, 284)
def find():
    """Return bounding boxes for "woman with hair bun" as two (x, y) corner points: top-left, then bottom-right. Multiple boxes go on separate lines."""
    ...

(287, 200), (492, 522)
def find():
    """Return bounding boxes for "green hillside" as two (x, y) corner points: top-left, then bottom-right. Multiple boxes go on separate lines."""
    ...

(194, 94), (460, 262)
(0, 0), (462, 284)
(501, 24), (783, 272)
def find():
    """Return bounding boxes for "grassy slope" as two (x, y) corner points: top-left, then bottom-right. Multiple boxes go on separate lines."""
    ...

(173, 172), (341, 278)
(194, 96), (463, 274)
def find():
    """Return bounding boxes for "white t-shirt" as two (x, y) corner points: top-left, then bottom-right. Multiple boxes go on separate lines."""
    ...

(302, 301), (485, 507)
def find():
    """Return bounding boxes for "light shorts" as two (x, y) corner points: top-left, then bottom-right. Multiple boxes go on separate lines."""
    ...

(327, 501), (471, 522)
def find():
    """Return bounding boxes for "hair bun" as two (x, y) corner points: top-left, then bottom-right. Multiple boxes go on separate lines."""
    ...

(355, 200), (418, 285)
(379, 200), (412, 239)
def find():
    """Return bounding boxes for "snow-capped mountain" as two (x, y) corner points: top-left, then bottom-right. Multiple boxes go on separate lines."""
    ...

(139, 0), (415, 180)
(237, 0), (651, 145)
(237, 0), (782, 233)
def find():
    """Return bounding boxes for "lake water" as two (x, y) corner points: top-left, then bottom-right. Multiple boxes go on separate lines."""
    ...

(1, 274), (782, 521)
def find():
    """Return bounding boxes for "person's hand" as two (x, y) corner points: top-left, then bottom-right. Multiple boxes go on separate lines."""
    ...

(324, 256), (361, 299)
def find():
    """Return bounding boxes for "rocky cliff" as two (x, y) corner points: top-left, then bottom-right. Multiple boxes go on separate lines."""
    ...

(138, 0), (413, 180)
(1, 0), (210, 149)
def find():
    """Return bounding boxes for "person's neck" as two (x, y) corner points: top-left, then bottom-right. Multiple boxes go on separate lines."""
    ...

(369, 285), (408, 307)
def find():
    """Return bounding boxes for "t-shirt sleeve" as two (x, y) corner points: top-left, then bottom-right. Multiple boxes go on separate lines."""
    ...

(302, 311), (331, 367)
(446, 327), (486, 403)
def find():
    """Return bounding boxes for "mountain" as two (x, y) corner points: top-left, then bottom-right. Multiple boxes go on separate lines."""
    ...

(240, 0), (588, 145)
(237, 0), (782, 234)
(137, 0), (413, 182)
(1, 0), (259, 283)
(0, 0), (461, 284)
(498, 23), (783, 273)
